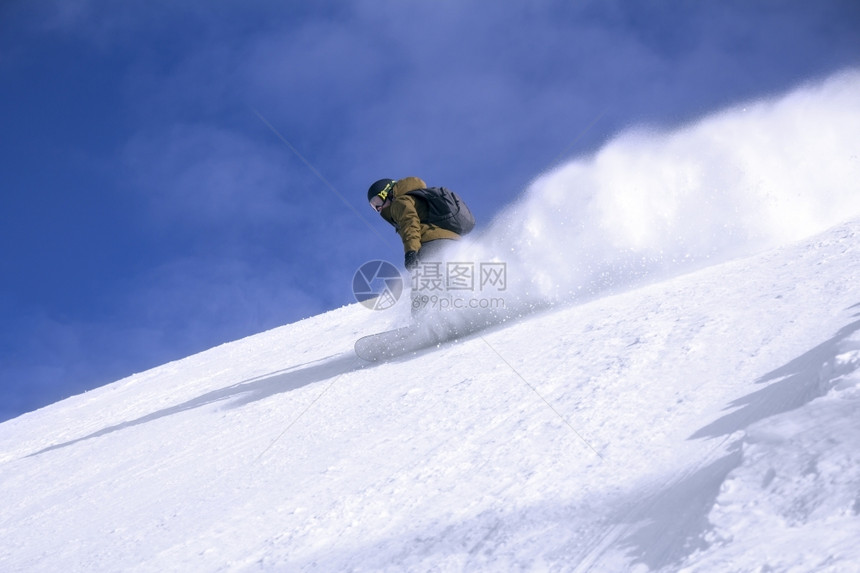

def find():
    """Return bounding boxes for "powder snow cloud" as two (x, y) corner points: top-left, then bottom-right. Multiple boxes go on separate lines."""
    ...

(451, 70), (860, 310)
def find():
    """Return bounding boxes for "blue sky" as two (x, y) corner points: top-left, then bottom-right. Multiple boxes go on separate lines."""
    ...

(1, 0), (859, 422)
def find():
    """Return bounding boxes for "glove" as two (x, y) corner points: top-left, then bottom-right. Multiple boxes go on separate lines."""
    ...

(404, 250), (420, 270)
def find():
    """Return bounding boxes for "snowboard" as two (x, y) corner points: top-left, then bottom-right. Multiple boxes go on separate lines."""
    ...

(354, 307), (518, 362)
(354, 322), (449, 361)
(354, 314), (496, 361)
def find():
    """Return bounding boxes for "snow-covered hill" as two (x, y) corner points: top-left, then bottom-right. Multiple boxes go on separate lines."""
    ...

(2, 71), (860, 572)
(2, 218), (859, 572)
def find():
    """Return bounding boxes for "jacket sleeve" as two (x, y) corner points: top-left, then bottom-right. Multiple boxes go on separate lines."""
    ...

(389, 195), (423, 252)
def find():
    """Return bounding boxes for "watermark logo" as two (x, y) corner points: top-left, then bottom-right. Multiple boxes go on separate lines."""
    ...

(411, 262), (507, 293)
(352, 260), (404, 310)
(412, 261), (508, 312)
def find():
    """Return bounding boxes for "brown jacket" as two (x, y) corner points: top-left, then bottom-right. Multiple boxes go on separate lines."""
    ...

(381, 177), (461, 253)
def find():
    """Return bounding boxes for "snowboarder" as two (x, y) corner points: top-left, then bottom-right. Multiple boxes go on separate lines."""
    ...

(367, 176), (462, 271)
(368, 176), (475, 316)
(357, 178), (482, 358)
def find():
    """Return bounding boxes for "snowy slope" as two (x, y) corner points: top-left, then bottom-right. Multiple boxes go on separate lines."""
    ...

(1, 219), (859, 572)
(2, 71), (860, 572)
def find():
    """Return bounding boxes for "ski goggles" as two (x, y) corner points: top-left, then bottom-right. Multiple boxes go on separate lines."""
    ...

(370, 196), (386, 212)
(369, 181), (395, 210)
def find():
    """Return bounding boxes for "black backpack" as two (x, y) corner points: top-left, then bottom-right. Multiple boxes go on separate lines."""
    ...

(405, 187), (476, 235)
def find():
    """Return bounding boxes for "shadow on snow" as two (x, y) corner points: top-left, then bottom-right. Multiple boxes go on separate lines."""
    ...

(690, 313), (860, 440)
(28, 352), (367, 458)
(614, 304), (860, 571)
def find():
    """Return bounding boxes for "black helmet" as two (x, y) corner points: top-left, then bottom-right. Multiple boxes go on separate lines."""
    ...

(367, 178), (396, 202)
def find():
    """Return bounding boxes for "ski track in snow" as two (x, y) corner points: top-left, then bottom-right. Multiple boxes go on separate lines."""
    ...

(2, 71), (860, 572)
